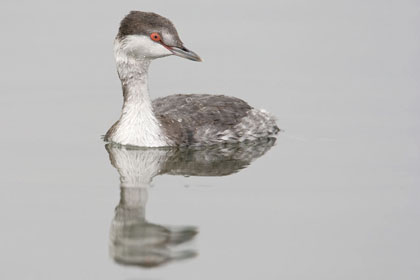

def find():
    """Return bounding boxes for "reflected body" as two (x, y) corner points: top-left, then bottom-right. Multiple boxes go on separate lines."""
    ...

(104, 11), (279, 147)
(106, 139), (276, 268)
(110, 187), (197, 268)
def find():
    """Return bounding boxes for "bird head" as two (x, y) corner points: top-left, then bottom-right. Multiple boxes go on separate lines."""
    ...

(115, 11), (202, 62)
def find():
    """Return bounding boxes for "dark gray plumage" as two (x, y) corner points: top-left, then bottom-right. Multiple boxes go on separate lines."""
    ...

(117, 11), (183, 47)
(153, 94), (258, 146)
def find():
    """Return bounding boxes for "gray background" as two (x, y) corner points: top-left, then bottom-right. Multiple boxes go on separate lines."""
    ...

(0, 0), (419, 279)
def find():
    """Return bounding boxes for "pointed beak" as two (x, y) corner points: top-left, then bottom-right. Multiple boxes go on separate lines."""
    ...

(168, 46), (202, 62)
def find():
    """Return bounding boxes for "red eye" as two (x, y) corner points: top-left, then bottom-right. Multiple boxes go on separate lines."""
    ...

(150, 33), (161, 42)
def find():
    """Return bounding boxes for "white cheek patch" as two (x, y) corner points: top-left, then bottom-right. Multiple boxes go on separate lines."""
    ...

(122, 35), (172, 59)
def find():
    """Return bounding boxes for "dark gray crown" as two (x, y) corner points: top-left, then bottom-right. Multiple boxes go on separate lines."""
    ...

(117, 11), (183, 46)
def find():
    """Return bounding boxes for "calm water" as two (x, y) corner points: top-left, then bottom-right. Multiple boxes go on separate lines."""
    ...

(0, 0), (419, 279)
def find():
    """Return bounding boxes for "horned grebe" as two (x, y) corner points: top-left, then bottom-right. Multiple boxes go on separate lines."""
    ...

(104, 11), (279, 147)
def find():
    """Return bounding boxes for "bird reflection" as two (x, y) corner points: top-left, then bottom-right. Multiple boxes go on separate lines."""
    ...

(105, 138), (276, 268)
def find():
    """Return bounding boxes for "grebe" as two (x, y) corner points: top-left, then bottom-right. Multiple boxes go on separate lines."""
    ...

(105, 11), (279, 147)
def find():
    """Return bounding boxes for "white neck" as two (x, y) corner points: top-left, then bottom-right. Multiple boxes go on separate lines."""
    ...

(109, 40), (169, 147)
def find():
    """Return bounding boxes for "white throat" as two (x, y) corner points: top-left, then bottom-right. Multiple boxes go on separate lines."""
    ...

(109, 38), (169, 147)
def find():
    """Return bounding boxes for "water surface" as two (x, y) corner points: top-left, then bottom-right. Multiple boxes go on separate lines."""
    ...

(0, 0), (419, 279)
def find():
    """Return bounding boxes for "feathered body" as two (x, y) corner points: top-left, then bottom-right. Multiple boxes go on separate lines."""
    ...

(104, 11), (279, 147)
(153, 94), (279, 146)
